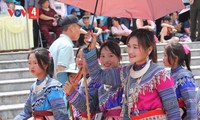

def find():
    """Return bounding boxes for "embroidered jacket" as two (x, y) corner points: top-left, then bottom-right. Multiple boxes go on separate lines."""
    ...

(14, 76), (69, 120)
(84, 48), (181, 120)
(171, 66), (197, 120)
(67, 77), (101, 119)
(98, 85), (123, 117)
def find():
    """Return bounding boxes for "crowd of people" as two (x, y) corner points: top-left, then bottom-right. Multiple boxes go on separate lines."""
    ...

(1, 0), (200, 119)
(1, 0), (200, 48)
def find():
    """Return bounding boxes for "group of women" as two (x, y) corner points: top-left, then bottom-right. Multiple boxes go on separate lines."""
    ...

(15, 29), (198, 120)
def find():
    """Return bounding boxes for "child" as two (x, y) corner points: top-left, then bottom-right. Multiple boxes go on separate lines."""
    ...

(97, 41), (123, 119)
(163, 42), (197, 119)
(84, 29), (181, 119)
(64, 46), (101, 119)
(14, 48), (69, 120)
(64, 63), (81, 120)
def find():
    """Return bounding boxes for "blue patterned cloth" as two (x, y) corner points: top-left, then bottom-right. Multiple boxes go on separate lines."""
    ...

(14, 76), (69, 120)
(171, 66), (197, 119)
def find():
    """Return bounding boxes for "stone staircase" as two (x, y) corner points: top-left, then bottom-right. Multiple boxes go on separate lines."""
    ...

(0, 42), (200, 119)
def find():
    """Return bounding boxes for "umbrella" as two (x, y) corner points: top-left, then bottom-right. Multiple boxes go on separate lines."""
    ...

(58, 0), (185, 20)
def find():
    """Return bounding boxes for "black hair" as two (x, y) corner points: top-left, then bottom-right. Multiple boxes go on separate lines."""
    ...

(75, 45), (88, 59)
(112, 17), (120, 24)
(27, 48), (54, 77)
(169, 11), (178, 16)
(165, 42), (191, 71)
(126, 29), (157, 63)
(163, 16), (171, 22)
(97, 19), (101, 25)
(98, 41), (122, 60)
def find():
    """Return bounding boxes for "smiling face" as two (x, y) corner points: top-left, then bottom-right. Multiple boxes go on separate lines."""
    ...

(28, 53), (47, 79)
(99, 47), (120, 69)
(75, 49), (86, 69)
(126, 37), (152, 65)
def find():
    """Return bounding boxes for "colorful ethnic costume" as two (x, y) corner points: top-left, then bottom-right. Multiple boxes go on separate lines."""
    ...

(14, 76), (69, 120)
(171, 66), (197, 120)
(98, 84), (123, 120)
(84, 49), (181, 120)
(67, 74), (101, 120)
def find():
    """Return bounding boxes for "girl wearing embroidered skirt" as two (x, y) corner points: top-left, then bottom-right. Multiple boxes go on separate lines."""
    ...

(96, 41), (123, 120)
(163, 42), (197, 120)
(14, 48), (69, 120)
(64, 46), (101, 120)
(83, 29), (181, 120)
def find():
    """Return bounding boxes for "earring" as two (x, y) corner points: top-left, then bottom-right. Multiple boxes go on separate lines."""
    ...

(146, 56), (149, 62)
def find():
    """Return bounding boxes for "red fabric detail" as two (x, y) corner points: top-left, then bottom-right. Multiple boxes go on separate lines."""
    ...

(131, 110), (166, 120)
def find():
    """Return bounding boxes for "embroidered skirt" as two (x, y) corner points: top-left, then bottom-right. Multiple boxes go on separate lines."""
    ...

(130, 110), (166, 120)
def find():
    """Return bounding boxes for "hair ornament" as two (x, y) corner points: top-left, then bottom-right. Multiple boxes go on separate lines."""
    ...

(183, 44), (190, 54)
(48, 51), (52, 58)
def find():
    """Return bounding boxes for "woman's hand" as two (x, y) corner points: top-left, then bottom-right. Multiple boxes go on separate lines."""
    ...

(64, 81), (75, 95)
(84, 31), (97, 50)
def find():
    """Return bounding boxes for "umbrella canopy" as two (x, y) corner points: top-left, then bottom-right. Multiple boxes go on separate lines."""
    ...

(58, 0), (185, 20)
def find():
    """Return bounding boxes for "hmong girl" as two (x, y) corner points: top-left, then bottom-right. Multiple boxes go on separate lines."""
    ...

(64, 46), (101, 120)
(163, 42), (197, 119)
(14, 48), (69, 120)
(96, 41), (123, 120)
(83, 29), (181, 120)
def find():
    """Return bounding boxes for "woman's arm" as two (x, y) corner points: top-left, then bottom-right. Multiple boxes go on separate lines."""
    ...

(160, 27), (168, 43)
(136, 19), (143, 29)
(65, 83), (99, 114)
(179, 77), (197, 119)
(157, 75), (181, 119)
(14, 90), (32, 120)
(94, 27), (102, 36)
(39, 14), (55, 21)
(48, 87), (69, 119)
(146, 20), (156, 31)
(161, 23), (174, 28)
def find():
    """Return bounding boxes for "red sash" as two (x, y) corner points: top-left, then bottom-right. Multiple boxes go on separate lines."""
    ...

(131, 110), (166, 120)
(33, 110), (53, 120)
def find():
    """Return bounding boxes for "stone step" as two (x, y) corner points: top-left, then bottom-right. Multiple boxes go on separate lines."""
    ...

(1, 56), (199, 81)
(1, 42), (200, 61)
(0, 68), (34, 80)
(157, 56), (200, 66)
(0, 51), (29, 61)
(0, 78), (35, 92)
(1, 48), (200, 70)
(0, 90), (29, 105)
(121, 56), (200, 66)
(156, 42), (200, 51)
(156, 49), (200, 59)
(118, 42), (200, 53)
(0, 60), (27, 69)
(0, 103), (24, 120)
